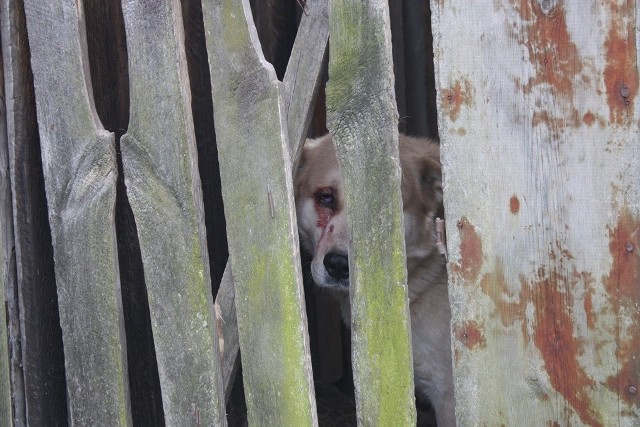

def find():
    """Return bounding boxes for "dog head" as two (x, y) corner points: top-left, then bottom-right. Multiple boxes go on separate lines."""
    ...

(294, 134), (443, 300)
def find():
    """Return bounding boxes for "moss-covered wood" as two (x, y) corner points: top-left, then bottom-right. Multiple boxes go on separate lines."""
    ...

(202, 0), (318, 425)
(22, 1), (130, 425)
(119, 0), (226, 424)
(326, 1), (416, 425)
(432, 1), (640, 425)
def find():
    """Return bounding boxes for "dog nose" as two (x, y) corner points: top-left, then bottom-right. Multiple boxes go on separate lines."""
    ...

(324, 252), (349, 280)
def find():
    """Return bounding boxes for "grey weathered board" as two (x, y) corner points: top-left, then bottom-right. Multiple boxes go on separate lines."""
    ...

(213, 0), (330, 401)
(282, 0), (329, 168)
(432, 0), (640, 425)
(326, 1), (416, 425)
(0, 51), (13, 426)
(22, 1), (130, 425)
(1, 0), (67, 423)
(202, 0), (318, 425)
(120, 0), (226, 425)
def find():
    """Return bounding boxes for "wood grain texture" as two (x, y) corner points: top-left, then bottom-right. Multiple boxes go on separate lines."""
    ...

(119, 0), (226, 424)
(22, 0), (130, 425)
(0, 50), (14, 426)
(432, 0), (640, 425)
(202, 0), (318, 425)
(326, 1), (416, 425)
(283, 0), (329, 169)
(1, 0), (68, 424)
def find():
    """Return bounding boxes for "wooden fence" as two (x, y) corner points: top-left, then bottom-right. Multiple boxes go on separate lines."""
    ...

(1, 0), (639, 426)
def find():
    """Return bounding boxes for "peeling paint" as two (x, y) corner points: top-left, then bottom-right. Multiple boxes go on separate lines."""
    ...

(452, 217), (484, 282)
(603, 2), (638, 125)
(604, 207), (640, 405)
(511, 1), (582, 99)
(480, 250), (604, 425)
(440, 80), (473, 122)
(529, 270), (601, 427)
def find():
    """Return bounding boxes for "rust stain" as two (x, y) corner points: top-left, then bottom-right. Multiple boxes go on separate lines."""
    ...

(530, 271), (601, 427)
(440, 80), (473, 122)
(451, 217), (483, 282)
(604, 207), (640, 405)
(455, 320), (487, 350)
(512, 1), (583, 100)
(510, 195), (520, 214)
(480, 248), (604, 425)
(531, 108), (581, 140)
(604, 4), (638, 125)
(582, 111), (596, 126)
(583, 284), (596, 331)
(480, 263), (531, 345)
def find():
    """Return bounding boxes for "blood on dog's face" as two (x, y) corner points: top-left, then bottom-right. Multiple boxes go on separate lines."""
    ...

(294, 137), (350, 291)
(294, 134), (443, 299)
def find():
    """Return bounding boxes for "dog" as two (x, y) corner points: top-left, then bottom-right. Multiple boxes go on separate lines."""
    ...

(294, 134), (455, 426)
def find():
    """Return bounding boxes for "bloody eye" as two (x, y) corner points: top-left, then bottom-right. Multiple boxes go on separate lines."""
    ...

(314, 188), (336, 209)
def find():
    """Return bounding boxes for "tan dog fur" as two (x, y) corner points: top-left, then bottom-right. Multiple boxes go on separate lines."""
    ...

(294, 134), (455, 426)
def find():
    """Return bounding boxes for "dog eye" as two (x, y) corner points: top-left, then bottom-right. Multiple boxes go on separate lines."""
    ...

(315, 189), (335, 209)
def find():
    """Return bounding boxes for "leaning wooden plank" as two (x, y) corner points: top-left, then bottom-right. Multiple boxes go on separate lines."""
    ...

(432, 0), (639, 425)
(282, 0), (329, 168)
(214, 262), (240, 402)
(0, 278), (11, 426)
(1, 0), (67, 423)
(120, 0), (226, 424)
(326, 1), (416, 425)
(22, 1), (130, 425)
(0, 57), (13, 426)
(202, 0), (318, 425)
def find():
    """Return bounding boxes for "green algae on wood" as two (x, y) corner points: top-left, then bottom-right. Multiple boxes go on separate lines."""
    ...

(327, 1), (417, 425)
(202, 0), (317, 425)
(120, 0), (226, 424)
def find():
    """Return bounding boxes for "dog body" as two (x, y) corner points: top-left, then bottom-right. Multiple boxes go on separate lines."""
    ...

(294, 134), (455, 426)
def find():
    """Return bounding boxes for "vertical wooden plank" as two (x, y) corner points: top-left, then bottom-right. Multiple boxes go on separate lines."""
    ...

(326, 1), (416, 425)
(119, 0), (226, 424)
(282, 0), (329, 168)
(432, 0), (640, 425)
(202, 0), (318, 425)
(0, 47), (14, 426)
(82, 1), (166, 423)
(22, 0), (130, 424)
(1, 0), (67, 424)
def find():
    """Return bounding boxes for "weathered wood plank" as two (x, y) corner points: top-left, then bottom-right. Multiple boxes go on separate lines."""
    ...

(1, 0), (67, 424)
(0, 51), (14, 426)
(326, 1), (416, 425)
(0, 279), (11, 426)
(432, 0), (640, 425)
(215, 263), (240, 402)
(119, 0), (226, 424)
(283, 0), (329, 168)
(202, 0), (318, 425)
(22, 1), (130, 424)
